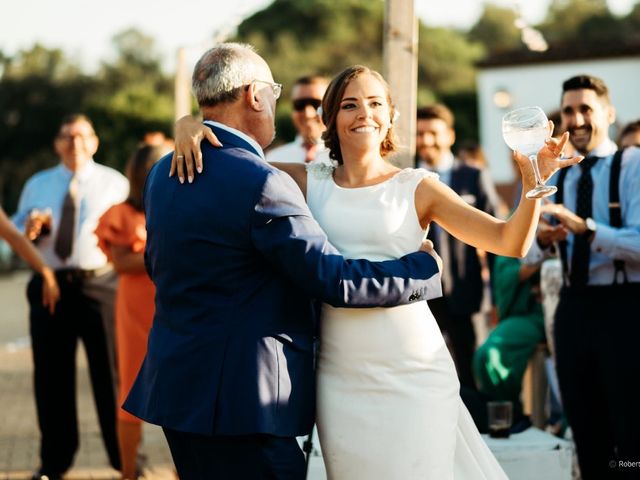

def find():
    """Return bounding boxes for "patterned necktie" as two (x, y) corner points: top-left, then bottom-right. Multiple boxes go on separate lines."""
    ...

(304, 143), (318, 163)
(54, 175), (78, 261)
(569, 156), (598, 286)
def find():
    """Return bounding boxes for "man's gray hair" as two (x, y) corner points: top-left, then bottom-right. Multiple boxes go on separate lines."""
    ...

(192, 43), (263, 107)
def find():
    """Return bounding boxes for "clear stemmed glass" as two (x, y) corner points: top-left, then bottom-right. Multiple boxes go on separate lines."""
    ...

(502, 106), (557, 199)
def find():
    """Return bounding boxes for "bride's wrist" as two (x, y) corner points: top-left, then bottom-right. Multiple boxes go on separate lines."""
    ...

(519, 170), (537, 192)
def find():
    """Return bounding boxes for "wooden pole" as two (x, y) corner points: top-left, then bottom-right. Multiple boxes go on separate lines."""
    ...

(383, 0), (418, 168)
(174, 47), (191, 123)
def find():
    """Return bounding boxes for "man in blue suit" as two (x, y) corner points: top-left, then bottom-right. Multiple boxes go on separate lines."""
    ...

(124, 43), (442, 480)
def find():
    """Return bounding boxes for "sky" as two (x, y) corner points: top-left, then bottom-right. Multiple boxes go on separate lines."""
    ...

(0, 0), (635, 72)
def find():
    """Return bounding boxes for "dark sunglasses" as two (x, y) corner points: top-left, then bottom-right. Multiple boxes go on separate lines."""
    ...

(293, 98), (322, 111)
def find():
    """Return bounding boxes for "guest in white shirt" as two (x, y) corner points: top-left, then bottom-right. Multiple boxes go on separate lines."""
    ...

(13, 114), (128, 480)
(266, 74), (330, 164)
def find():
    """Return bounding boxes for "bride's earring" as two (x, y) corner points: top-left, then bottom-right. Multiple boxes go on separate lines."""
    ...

(388, 110), (400, 128)
(392, 110), (400, 124)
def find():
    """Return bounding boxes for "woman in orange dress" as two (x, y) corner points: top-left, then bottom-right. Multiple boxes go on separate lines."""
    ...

(95, 145), (164, 480)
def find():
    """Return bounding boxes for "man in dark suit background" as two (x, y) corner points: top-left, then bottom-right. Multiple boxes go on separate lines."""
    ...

(124, 43), (443, 480)
(416, 104), (501, 390)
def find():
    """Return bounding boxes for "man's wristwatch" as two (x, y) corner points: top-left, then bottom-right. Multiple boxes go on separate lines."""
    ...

(584, 217), (597, 240)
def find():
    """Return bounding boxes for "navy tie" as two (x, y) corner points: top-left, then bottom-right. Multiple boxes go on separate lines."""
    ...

(570, 156), (598, 287)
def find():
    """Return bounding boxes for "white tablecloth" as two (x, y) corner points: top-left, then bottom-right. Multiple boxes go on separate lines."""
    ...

(303, 426), (573, 480)
(483, 427), (574, 480)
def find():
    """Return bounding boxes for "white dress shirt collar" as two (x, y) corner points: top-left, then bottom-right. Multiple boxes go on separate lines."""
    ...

(434, 151), (455, 174)
(586, 138), (618, 158)
(203, 120), (266, 161)
(58, 158), (97, 182)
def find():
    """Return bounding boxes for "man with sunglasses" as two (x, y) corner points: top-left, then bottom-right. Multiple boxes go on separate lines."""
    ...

(267, 75), (329, 164)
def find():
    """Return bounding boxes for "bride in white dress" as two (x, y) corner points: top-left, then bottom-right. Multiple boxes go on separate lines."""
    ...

(173, 65), (578, 479)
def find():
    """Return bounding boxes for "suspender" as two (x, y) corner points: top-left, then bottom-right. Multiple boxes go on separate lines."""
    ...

(556, 168), (570, 286)
(556, 148), (627, 285)
(609, 148), (628, 283)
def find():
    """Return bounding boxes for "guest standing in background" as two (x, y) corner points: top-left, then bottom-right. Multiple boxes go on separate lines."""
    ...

(529, 75), (640, 479)
(96, 145), (164, 480)
(617, 119), (640, 148)
(415, 104), (502, 389)
(12, 114), (128, 480)
(266, 74), (329, 164)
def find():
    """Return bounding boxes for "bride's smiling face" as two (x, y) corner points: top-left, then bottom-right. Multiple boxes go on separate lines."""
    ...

(336, 73), (391, 154)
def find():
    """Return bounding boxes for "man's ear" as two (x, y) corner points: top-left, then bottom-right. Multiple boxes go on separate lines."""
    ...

(448, 127), (456, 147)
(53, 138), (63, 157)
(607, 104), (616, 126)
(245, 83), (264, 113)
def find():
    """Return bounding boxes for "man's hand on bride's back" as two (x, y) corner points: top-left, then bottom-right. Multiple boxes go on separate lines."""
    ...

(420, 239), (443, 273)
(170, 115), (222, 183)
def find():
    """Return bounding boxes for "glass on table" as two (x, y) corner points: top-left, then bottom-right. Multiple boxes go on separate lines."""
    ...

(487, 400), (513, 439)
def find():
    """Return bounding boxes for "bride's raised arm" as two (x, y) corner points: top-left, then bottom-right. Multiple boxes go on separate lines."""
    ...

(170, 114), (308, 195)
(416, 131), (581, 257)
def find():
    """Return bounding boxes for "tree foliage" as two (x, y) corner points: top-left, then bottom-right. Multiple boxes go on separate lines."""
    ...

(234, 0), (483, 143)
(539, 0), (610, 43)
(0, 45), (96, 212)
(0, 31), (174, 212)
(468, 4), (521, 54)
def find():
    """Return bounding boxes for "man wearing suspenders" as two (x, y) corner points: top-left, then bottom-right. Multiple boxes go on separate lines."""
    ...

(527, 75), (640, 479)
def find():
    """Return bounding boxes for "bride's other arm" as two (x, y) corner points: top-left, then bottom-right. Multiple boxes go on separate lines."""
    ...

(415, 131), (581, 257)
(170, 115), (221, 183)
(170, 115), (308, 195)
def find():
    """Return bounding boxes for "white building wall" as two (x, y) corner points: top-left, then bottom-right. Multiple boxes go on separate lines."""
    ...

(477, 57), (640, 184)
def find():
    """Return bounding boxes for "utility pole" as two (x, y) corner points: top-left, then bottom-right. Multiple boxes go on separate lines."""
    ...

(174, 47), (191, 122)
(383, 0), (418, 168)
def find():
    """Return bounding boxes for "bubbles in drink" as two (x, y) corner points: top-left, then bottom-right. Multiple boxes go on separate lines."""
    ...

(502, 125), (548, 157)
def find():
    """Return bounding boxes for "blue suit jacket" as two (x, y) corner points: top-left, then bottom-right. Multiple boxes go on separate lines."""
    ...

(124, 124), (442, 437)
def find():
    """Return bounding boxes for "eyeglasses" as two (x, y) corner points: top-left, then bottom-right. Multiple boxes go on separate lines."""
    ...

(292, 98), (322, 112)
(252, 79), (283, 100)
(57, 133), (96, 142)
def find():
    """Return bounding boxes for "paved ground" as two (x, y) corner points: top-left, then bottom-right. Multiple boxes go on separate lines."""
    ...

(0, 271), (175, 480)
(0, 270), (328, 480)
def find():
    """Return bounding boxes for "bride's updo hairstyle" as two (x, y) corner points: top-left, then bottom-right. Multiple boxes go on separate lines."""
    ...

(321, 65), (398, 165)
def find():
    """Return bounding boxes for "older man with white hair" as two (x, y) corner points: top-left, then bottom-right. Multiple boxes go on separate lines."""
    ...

(124, 43), (442, 480)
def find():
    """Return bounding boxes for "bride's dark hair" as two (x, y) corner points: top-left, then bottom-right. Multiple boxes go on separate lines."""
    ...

(321, 65), (397, 165)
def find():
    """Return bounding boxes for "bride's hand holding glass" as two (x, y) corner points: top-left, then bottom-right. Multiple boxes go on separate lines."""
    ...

(510, 126), (582, 198)
(503, 106), (582, 199)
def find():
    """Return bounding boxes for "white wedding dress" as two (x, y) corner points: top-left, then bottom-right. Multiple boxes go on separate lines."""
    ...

(306, 165), (507, 480)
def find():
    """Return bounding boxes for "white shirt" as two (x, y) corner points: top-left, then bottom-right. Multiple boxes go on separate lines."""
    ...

(266, 135), (331, 165)
(13, 160), (128, 270)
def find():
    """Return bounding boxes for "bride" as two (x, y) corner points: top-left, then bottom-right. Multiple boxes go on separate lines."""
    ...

(172, 65), (577, 479)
